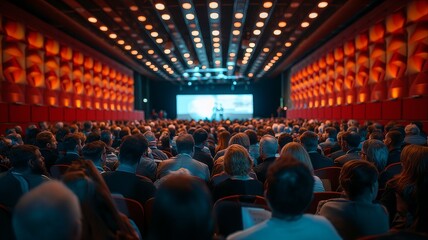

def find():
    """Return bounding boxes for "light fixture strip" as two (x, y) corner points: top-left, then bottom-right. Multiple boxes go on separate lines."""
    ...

(178, 0), (209, 68)
(207, 0), (222, 68)
(239, 0), (277, 75)
(225, 0), (249, 75)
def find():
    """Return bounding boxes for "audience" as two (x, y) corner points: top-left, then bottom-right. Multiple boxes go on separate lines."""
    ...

(404, 124), (426, 146)
(334, 131), (362, 166)
(35, 131), (58, 171)
(253, 135), (278, 183)
(57, 133), (83, 165)
(300, 131), (334, 170)
(193, 128), (214, 173)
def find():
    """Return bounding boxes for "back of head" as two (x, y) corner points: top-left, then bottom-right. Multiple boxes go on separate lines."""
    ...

(280, 142), (314, 173)
(244, 129), (258, 145)
(365, 139), (388, 171)
(325, 127), (337, 139)
(259, 134), (278, 158)
(119, 134), (148, 164)
(343, 131), (361, 148)
(176, 134), (195, 154)
(266, 160), (314, 218)
(278, 133), (293, 150)
(385, 130), (404, 148)
(83, 121), (92, 131)
(405, 124), (420, 136)
(229, 132), (250, 150)
(340, 160), (378, 200)
(193, 128), (208, 145)
(398, 145), (428, 191)
(13, 181), (81, 240)
(224, 144), (251, 176)
(85, 132), (100, 144)
(9, 145), (38, 170)
(299, 131), (318, 152)
(63, 134), (81, 152)
(151, 175), (213, 240)
(35, 131), (55, 149)
(100, 130), (113, 145)
(82, 140), (106, 162)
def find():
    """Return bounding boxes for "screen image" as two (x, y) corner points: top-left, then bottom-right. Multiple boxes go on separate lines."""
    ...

(176, 94), (253, 120)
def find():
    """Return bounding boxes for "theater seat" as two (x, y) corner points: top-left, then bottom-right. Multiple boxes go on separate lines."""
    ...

(49, 164), (70, 179)
(112, 195), (145, 236)
(0, 204), (14, 239)
(314, 167), (342, 191)
(306, 191), (343, 214)
(144, 197), (155, 236)
(213, 195), (271, 238)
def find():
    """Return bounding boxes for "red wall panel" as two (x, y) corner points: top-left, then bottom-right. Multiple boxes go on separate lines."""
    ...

(0, 103), (9, 123)
(31, 106), (49, 122)
(325, 107), (333, 119)
(365, 102), (382, 120)
(342, 105), (353, 119)
(49, 107), (64, 122)
(76, 109), (86, 121)
(64, 108), (76, 122)
(381, 99), (402, 120)
(9, 105), (31, 123)
(402, 97), (428, 120)
(95, 110), (103, 121)
(353, 104), (366, 120)
(332, 106), (342, 119)
(87, 109), (96, 121)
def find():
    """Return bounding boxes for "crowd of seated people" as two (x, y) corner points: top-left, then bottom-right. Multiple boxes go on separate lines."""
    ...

(0, 118), (427, 239)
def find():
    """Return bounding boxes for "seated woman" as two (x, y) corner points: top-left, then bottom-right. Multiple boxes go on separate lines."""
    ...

(212, 144), (263, 202)
(279, 142), (325, 192)
(62, 160), (139, 240)
(317, 160), (389, 240)
(381, 145), (428, 233)
(149, 174), (213, 240)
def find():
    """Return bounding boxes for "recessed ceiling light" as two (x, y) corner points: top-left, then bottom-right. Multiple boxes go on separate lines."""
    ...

(235, 13), (243, 19)
(163, 64), (169, 69)
(244, 52), (251, 57)
(249, 42), (255, 48)
(215, 60), (220, 64)
(259, 12), (268, 18)
(138, 16), (147, 22)
(184, 53), (190, 58)
(228, 65), (233, 70)
(213, 43), (220, 47)
(248, 73), (253, 77)
(263, 48), (269, 52)
(156, 38), (163, 43)
(301, 22), (310, 27)
(232, 30), (240, 35)
(278, 21), (287, 27)
(253, 29), (261, 35)
(285, 42), (292, 47)
(256, 21), (264, 27)
(148, 49), (154, 54)
(171, 57), (177, 62)
(273, 29), (281, 35)
(276, 52), (283, 56)
(243, 56), (249, 60)
(214, 48), (220, 53)
(263, 2), (273, 8)
(191, 30), (199, 36)
(129, 5), (138, 11)
(124, 45), (132, 50)
(161, 14), (171, 20)
(88, 17), (97, 23)
(117, 40), (125, 45)
(155, 3), (165, 10)
(186, 13), (195, 20)
(164, 49), (171, 54)
(230, 53), (236, 57)
(246, 48), (253, 53)
(187, 60), (193, 64)
(99, 26), (108, 31)
(196, 43), (203, 48)
(234, 22), (242, 27)
(194, 37), (201, 42)
(182, 3), (192, 9)
(131, 50), (138, 55)
(209, 2), (218, 9)
(153, 67), (159, 71)
(109, 33), (117, 39)
(242, 60), (248, 64)
(212, 30), (220, 36)
(145, 25), (153, 30)
(151, 32), (159, 37)
(213, 37), (220, 42)
(149, 65), (155, 69)
(146, 61), (152, 66)
(210, 13), (219, 19)
(318, 2), (328, 8)
(137, 55), (143, 59)
(273, 56), (279, 60)
(309, 12), (318, 18)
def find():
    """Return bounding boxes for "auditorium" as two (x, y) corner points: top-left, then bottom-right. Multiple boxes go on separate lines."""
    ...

(0, 0), (427, 239)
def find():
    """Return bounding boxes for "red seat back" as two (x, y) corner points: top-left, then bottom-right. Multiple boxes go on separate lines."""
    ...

(306, 191), (343, 214)
(314, 167), (342, 191)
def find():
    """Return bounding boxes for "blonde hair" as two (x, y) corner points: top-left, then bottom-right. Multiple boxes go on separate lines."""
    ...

(224, 144), (252, 176)
(279, 142), (314, 173)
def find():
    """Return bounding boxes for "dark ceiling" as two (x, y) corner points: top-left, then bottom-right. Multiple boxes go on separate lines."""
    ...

(8, 0), (381, 85)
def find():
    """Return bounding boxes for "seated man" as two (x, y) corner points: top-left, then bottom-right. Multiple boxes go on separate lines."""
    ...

(157, 134), (210, 181)
(192, 128), (214, 173)
(300, 131), (334, 170)
(228, 160), (340, 240)
(35, 131), (58, 171)
(404, 124), (426, 146)
(81, 140), (107, 173)
(254, 135), (278, 183)
(317, 160), (389, 239)
(334, 132), (361, 166)
(144, 131), (168, 160)
(13, 181), (82, 240)
(56, 133), (83, 165)
(0, 145), (50, 209)
(383, 130), (404, 166)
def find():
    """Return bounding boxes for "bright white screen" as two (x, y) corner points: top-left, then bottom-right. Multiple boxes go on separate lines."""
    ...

(176, 94), (253, 120)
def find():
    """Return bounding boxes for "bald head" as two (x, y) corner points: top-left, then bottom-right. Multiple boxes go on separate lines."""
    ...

(13, 181), (82, 240)
(260, 134), (278, 159)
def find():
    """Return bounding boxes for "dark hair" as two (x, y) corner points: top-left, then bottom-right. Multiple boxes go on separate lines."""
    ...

(342, 132), (361, 148)
(55, 127), (70, 142)
(325, 127), (337, 139)
(35, 131), (55, 148)
(119, 134), (148, 164)
(63, 134), (81, 152)
(83, 121), (92, 131)
(265, 159), (314, 217)
(9, 145), (39, 170)
(244, 129), (258, 145)
(85, 132), (100, 144)
(100, 130), (112, 145)
(150, 175), (213, 240)
(385, 130), (404, 148)
(299, 131), (318, 151)
(193, 128), (208, 145)
(340, 160), (378, 200)
(278, 133), (293, 150)
(176, 134), (195, 154)
(82, 141), (106, 162)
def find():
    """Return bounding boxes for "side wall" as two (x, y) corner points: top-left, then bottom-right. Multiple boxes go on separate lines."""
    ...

(287, 0), (428, 132)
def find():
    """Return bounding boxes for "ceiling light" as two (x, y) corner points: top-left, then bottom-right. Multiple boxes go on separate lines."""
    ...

(276, 52), (283, 56)
(129, 5), (138, 11)
(273, 56), (279, 60)
(187, 60), (193, 65)
(145, 25), (153, 30)
(229, 53), (236, 57)
(191, 30), (199, 36)
(194, 37), (201, 42)
(182, 3), (192, 9)
(278, 21), (287, 27)
(88, 17), (97, 23)
(232, 30), (240, 35)
(234, 22), (241, 27)
(263, 48), (269, 52)
(243, 56), (249, 60)
(213, 43), (220, 47)
(186, 13), (195, 20)
(214, 48), (220, 53)
(117, 40), (125, 45)
(124, 45), (132, 50)
(242, 60), (248, 64)
(155, 3), (165, 10)
(148, 49), (154, 54)
(318, 2), (328, 8)
(156, 38), (163, 43)
(263, 2), (273, 8)
(244, 52), (251, 57)
(138, 16), (147, 22)
(184, 53), (190, 58)
(150, 65), (155, 69)
(301, 22), (310, 27)
(215, 60), (220, 64)
(99, 26), (108, 31)
(209, 2), (218, 9)
(109, 33), (117, 39)
(153, 67), (159, 71)
(137, 55), (143, 59)
(131, 50), (138, 55)
(212, 30), (220, 36)
(248, 73), (253, 77)
(146, 61), (152, 66)
(228, 65), (233, 70)
(256, 21), (264, 27)
(171, 57), (177, 62)
(285, 42), (292, 47)
(213, 37), (220, 42)
(309, 12), (318, 18)
(246, 48), (253, 53)
(249, 42), (255, 47)
(210, 13), (219, 19)
(161, 14), (171, 20)
(253, 29), (261, 35)
(196, 43), (203, 48)
(273, 29), (281, 35)
(259, 12), (268, 19)
(202, 65), (207, 69)
(151, 32), (159, 37)
(164, 49), (171, 54)
(235, 13), (243, 19)
(163, 64), (169, 69)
